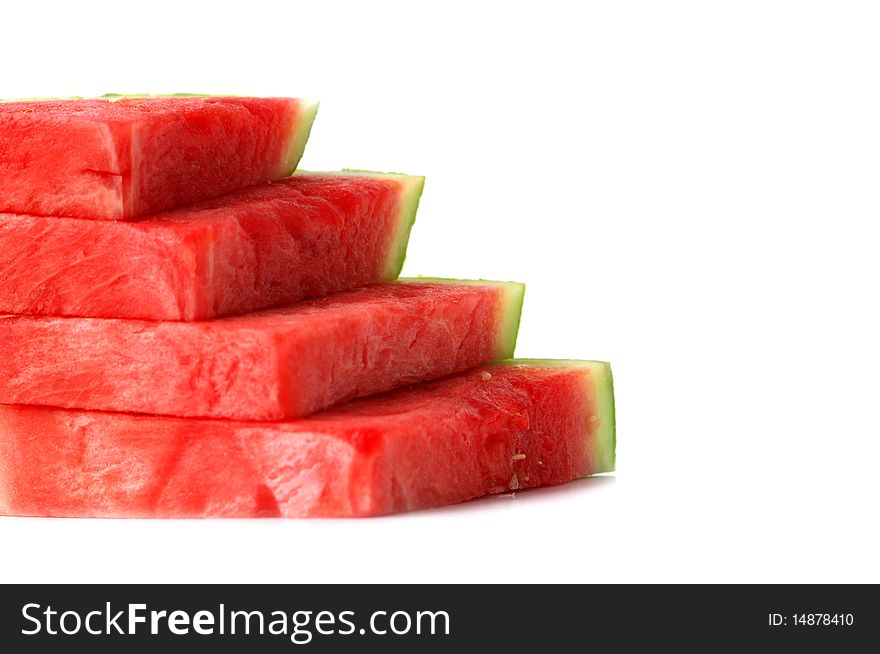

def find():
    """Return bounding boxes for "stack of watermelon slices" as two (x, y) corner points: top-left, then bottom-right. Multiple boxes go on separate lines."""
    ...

(0, 96), (615, 518)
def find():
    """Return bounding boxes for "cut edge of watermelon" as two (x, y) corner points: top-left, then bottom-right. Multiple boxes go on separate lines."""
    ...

(291, 169), (424, 280)
(103, 93), (206, 99)
(284, 99), (320, 174)
(492, 359), (616, 474)
(400, 276), (524, 357)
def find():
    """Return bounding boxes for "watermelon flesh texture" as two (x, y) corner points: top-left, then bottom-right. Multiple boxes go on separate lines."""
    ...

(0, 171), (424, 321)
(0, 280), (524, 421)
(0, 96), (319, 220)
(0, 361), (615, 518)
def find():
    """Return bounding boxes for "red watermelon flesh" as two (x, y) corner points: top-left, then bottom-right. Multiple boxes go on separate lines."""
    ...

(0, 280), (524, 421)
(0, 361), (615, 518)
(0, 96), (319, 220)
(0, 171), (423, 321)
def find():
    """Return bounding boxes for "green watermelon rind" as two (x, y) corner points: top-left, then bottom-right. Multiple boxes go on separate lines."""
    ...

(384, 174), (424, 280)
(497, 282), (525, 357)
(492, 359), (616, 474)
(284, 99), (320, 175)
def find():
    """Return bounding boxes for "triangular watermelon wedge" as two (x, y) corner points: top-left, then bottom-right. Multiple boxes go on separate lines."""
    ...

(0, 279), (525, 420)
(0, 95), (320, 220)
(0, 361), (615, 518)
(0, 170), (424, 321)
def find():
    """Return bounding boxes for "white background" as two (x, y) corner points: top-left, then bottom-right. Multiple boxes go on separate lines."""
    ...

(1, 0), (878, 583)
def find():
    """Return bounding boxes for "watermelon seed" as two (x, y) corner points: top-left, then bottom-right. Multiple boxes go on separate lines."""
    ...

(509, 473), (520, 490)
(481, 371), (493, 381)
(511, 453), (526, 461)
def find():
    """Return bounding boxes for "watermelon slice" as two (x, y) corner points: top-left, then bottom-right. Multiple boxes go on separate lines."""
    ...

(0, 171), (423, 321)
(0, 361), (615, 518)
(0, 280), (524, 420)
(0, 96), (319, 220)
